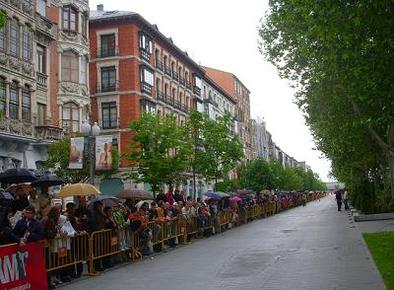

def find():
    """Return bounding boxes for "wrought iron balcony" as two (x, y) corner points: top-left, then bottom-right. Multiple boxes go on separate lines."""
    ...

(185, 82), (192, 90)
(193, 86), (201, 96)
(97, 47), (119, 58)
(140, 49), (151, 62)
(172, 71), (178, 81)
(97, 81), (119, 93)
(155, 60), (163, 71)
(141, 82), (153, 95)
(164, 65), (171, 76)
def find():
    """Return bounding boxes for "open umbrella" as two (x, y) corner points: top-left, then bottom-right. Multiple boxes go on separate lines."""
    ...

(5, 183), (33, 196)
(115, 189), (153, 200)
(32, 173), (64, 187)
(88, 195), (123, 209)
(0, 190), (14, 207)
(58, 183), (100, 198)
(0, 168), (37, 184)
(204, 191), (222, 200)
(230, 196), (242, 203)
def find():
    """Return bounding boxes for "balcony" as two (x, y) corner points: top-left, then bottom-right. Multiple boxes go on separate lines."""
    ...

(156, 90), (174, 106)
(97, 82), (119, 93)
(155, 60), (163, 71)
(97, 47), (119, 58)
(193, 86), (201, 96)
(35, 125), (64, 141)
(179, 77), (185, 86)
(164, 65), (171, 76)
(36, 72), (48, 89)
(172, 71), (178, 81)
(140, 49), (151, 62)
(141, 82), (153, 95)
(185, 82), (192, 90)
(0, 118), (34, 139)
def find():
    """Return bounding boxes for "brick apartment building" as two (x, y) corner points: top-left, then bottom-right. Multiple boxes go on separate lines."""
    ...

(89, 5), (205, 168)
(201, 67), (252, 161)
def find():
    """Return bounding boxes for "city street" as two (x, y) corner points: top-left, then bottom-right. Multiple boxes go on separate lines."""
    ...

(61, 196), (385, 290)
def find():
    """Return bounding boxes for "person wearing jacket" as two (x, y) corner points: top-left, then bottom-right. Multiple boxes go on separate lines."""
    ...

(13, 205), (43, 243)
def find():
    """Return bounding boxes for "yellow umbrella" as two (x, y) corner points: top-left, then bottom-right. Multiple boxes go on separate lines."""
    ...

(58, 183), (100, 198)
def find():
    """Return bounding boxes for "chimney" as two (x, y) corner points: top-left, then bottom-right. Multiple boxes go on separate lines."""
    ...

(97, 4), (104, 12)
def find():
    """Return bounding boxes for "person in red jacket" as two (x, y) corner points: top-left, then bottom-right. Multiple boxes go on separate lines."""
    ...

(165, 187), (175, 205)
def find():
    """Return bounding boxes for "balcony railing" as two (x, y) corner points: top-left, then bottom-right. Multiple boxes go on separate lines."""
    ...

(140, 49), (151, 62)
(172, 71), (178, 81)
(185, 82), (192, 90)
(35, 125), (64, 141)
(193, 86), (201, 96)
(141, 82), (153, 95)
(179, 77), (185, 86)
(164, 65), (171, 76)
(97, 82), (119, 93)
(155, 60), (163, 71)
(97, 47), (119, 58)
(156, 91), (174, 106)
(0, 118), (34, 138)
(37, 72), (48, 88)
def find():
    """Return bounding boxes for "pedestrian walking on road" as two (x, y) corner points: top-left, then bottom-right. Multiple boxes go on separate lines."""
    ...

(335, 190), (342, 211)
(343, 189), (349, 210)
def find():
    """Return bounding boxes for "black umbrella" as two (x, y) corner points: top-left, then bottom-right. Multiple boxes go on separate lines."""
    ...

(32, 173), (64, 187)
(0, 168), (37, 184)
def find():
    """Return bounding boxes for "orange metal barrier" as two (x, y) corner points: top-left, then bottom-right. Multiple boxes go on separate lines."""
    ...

(45, 233), (89, 273)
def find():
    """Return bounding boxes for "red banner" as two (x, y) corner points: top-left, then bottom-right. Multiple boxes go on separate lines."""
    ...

(0, 241), (47, 290)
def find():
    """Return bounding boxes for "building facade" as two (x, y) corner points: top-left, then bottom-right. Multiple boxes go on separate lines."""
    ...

(201, 66), (252, 161)
(0, 0), (86, 173)
(89, 5), (206, 194)
(201, 74), (237, 134)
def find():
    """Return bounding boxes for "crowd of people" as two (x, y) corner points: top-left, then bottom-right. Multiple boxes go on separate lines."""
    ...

(0, 184), (322, 288)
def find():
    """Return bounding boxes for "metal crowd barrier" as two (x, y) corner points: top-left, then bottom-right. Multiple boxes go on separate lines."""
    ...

(41, 193), (327, 275)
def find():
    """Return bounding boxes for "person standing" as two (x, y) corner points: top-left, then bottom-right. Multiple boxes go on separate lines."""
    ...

(343, 189), (349, 210)
(335, 190), (343, 211)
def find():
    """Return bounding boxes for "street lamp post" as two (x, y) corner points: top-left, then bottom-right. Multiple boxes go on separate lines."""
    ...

(81, 120), (101, 185)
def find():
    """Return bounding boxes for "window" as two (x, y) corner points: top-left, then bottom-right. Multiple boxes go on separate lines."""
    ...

(140, 66), (154, 95)
(9, 19), (19, 57)
(164, 83), (168, 97)
(0, 23), (5, 52)
(37, 103), (46, 126)
(155, 78), (161, 96)
(9, 82), (19, 119)
(61, 50), (79, 82)
(194, 75), (202, 88)
(0, 78), (5, 114)
(172, 88), (176, 101)
(101, 102), (117, 129)
(138, 31), (152, 53)
(101, 66), (116, 92)
(62, 6), (77, 33)
(22, 27), (31, 61)
(81, 13), (87, 37)
(81, 56), (87, 85)
(141, 100), (155, 115)
(37, 45), (46, 74)
(22, 86), (30, 121)
(36, 0), (46, 16)
(100, 34), (115, 57)
(62, 103), (79, 132)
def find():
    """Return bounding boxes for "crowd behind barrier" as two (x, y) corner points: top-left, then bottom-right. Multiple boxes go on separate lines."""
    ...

(0, 188), (326, 289)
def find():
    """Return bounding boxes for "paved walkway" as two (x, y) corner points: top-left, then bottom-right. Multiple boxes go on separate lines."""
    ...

(61, 196), (385, 290)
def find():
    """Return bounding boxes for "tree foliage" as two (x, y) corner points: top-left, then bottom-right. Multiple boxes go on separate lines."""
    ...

(124, 113), (190, 194)
(238, 158), (325, 192)
(259, 1), (394, 212)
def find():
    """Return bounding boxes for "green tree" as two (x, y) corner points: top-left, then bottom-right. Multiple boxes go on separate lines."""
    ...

(259, 1), (394, 211)
(239, 158), (275, 192)
(124, 113), (190, 195)
(198, 113), (244, 189)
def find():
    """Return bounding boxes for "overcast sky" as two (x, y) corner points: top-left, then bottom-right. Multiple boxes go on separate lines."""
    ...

(89, 0), (333, 182)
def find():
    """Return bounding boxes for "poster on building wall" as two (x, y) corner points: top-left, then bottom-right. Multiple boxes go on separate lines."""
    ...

(95, 135), (113, 170)
(69, 137), (84, 169)
(0, 241), (47, 290)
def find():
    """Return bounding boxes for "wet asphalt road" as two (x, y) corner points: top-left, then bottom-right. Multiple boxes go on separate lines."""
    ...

(61, 196), (385, 290)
